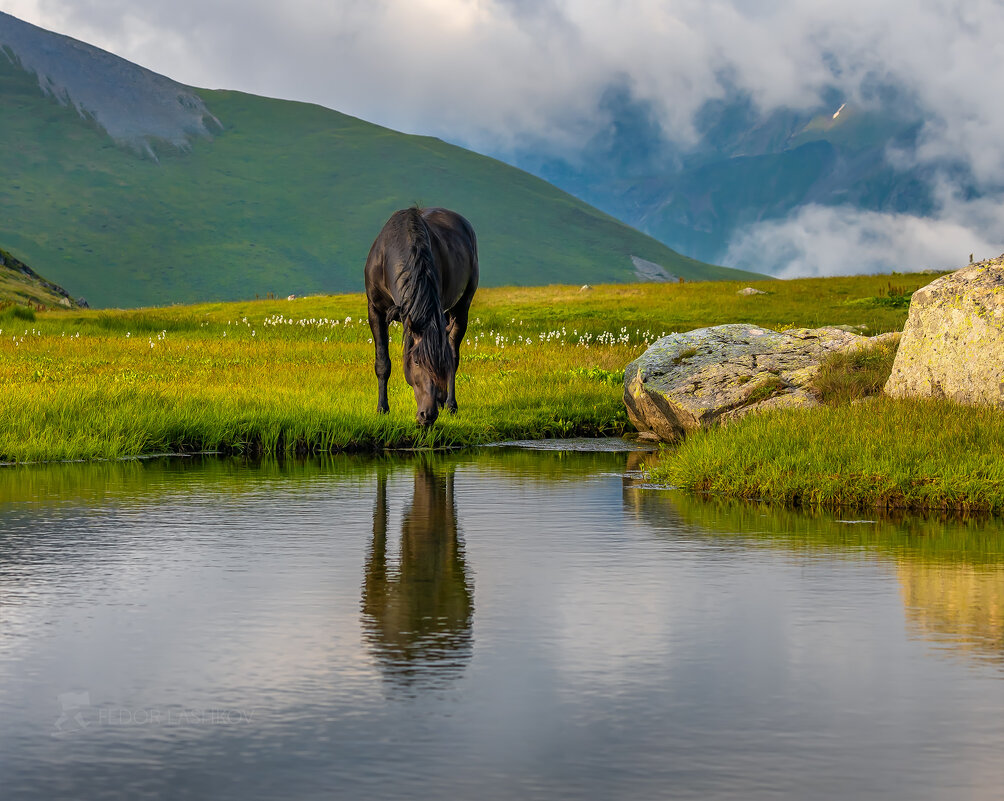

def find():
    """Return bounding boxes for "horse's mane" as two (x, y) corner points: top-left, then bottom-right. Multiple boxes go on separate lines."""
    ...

(397, 208), (453, 376)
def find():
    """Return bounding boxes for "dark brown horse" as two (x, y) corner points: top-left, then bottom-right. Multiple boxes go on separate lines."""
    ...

(364, 207), (479, 426)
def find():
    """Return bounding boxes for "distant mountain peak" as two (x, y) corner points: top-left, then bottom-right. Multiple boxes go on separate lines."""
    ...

(0, 11), (220, 159)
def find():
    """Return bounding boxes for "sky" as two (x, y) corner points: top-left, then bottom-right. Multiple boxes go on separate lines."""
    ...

(5, 0), (1004, 275)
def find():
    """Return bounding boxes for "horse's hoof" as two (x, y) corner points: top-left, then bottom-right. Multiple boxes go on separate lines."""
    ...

(377, 405), (389, 415)
(446, 403), (458, 415)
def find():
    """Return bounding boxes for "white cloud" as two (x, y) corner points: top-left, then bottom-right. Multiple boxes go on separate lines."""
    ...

(4, 0), (1002, 178)
(725, 200), (1004, 278)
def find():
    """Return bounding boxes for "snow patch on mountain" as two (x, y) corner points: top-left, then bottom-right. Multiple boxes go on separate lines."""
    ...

(0, 11), (219, 159)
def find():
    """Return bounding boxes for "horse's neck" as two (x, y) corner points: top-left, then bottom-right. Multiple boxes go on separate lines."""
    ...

(400, 270), (445, 327)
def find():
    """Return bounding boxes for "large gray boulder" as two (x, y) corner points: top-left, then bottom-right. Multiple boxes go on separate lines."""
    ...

(624, 324), (895, 441)
(885, 258), (1004, 405)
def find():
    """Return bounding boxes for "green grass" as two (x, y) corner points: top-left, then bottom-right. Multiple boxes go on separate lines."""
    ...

(0, 57), (759, 308)
(1, 284), (655, 462)
(744, 375), (788, 404)
(2, 273), (925, 462)
(649, 398), (1004, 513)
(7, 272), (1001, 516)
(0, 302), (36, 322)
(810, 335), (900, 404)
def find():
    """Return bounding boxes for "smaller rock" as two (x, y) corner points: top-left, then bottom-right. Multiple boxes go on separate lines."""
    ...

(59, 297), (71, 307)
(737, 287), (767, 296)
(579, 284), (593, 292)
(287, 294), (297, 300)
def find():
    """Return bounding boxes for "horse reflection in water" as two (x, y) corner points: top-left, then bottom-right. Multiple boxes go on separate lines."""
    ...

(361, 462), (473, 689)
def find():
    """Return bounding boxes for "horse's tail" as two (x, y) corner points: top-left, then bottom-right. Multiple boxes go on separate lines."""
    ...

(399, 209), (453, 375)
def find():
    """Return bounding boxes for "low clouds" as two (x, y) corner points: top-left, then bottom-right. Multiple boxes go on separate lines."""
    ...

(725, 202), (1004, 278)
(11, 0), (1003, 171)
(725, 167), (1004, 277)
(6, 0), (1004, 274)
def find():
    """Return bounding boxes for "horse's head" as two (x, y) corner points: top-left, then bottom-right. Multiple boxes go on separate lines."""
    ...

(403, 323), (451, 427)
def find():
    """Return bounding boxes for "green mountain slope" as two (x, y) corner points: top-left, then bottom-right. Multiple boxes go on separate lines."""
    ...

(0, 50), (760, 308)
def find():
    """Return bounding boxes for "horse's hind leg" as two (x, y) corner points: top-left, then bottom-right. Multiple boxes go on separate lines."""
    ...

(445, 307), (470, 414)
(368, 304), (391, 414)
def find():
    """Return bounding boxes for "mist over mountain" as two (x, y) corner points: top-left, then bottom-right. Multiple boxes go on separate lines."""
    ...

(6, 1), (1004, 278)
(503, 82), (970, 272)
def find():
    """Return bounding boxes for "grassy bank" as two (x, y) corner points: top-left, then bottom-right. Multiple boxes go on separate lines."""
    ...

(648, 398), (1004, 513)
(6, 272), (995, 515)
(0, 273), (916, 462)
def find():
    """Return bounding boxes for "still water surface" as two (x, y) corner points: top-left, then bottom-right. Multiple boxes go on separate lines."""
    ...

(1, 447), (1003, 800)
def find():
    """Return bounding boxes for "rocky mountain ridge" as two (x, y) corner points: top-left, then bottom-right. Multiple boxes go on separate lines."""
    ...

(0, 11), (219, 159)
(0, 246), (82, 308)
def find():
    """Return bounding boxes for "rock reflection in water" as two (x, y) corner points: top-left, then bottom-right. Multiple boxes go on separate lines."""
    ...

(361, 462), (473, 690)
(899, 562), (1004, 664)
(624, 483), (1004, 666)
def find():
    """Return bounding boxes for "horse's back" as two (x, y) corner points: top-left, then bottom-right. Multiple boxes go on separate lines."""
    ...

(422, 207), (474, 241)
(422, 208), (478, 310)
(365, 207), (478, 313)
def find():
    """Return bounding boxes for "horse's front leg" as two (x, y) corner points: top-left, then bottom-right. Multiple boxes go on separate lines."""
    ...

(368, 304), (391, 414)
(445, 308), (470, 414)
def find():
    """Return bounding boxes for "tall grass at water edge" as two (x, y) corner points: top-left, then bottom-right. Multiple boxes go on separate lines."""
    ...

(649, 398), (1004, 513)
(2, 274), (985, 503)
(5, 283), (684, 462)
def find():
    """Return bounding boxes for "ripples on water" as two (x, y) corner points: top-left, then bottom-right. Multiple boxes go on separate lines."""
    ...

(0, 445), (1003, 800)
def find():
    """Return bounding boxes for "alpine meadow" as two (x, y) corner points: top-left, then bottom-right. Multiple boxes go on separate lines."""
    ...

(8, 272), (1004, 513)
(5, 6), (1004, 800)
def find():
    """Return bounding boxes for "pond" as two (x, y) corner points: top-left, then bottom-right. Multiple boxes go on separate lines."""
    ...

(1, 446), (1003, 800)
